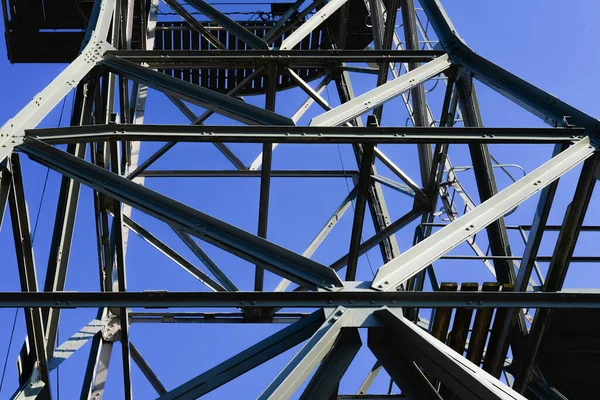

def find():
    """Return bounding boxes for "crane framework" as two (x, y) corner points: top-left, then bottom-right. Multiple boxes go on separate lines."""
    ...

(0, 0), (599, 398)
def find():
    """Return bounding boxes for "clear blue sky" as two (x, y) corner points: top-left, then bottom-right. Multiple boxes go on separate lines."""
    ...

(0, 0), (598, 398)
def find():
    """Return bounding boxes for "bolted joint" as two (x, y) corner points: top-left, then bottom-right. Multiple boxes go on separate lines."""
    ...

(101, 317), (121, 342)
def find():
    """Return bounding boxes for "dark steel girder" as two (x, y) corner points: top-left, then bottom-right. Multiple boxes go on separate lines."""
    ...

(8, 154), (51, 399)
(0, 290), (598, 309)
(400, 0), (434, 189)
(27, 124), (584, 145)
(482, 143), (568, 377)
(456, 75), (515, 285)
(512, 154), (599, 393)
(106, 49), (446, 68)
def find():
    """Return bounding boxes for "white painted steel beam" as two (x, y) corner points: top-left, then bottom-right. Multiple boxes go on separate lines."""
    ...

(280, 0), (349, 50)
(372, 137), (596, 291)
(310, 55), (451, 127)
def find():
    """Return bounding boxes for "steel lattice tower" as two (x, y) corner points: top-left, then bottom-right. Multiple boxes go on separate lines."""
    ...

(0, 0), (598, 398)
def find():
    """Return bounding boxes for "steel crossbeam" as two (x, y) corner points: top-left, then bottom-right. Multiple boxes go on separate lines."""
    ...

(27, 125), (583, 144)
(0, 290), (597, 309)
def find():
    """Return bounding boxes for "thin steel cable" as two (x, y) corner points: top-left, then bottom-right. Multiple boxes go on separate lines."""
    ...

(0, 310), (18, 392)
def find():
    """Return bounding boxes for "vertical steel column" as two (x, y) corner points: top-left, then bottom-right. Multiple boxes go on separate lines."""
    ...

(8, 154), (50, 399)
(255, 64), (278, 292)
(346, 139), (375, 280)
(333, 69), (402, 265)
(484, 143), (568, 377)
(455, 75), (515, 285)
(43, 79), (95, 361)
(325, 20), (402, 266)
(372, 0), (400, 123)
(109, 141), (132, 399)
(400, 0), (433, 188)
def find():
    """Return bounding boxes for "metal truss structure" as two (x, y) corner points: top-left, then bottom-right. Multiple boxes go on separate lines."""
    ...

(0, 0), (599, 398)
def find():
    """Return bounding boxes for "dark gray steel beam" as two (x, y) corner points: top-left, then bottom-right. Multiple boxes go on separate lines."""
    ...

(339, 396), (406, 400)
(372, 0), (400, 122)
(0, 290), (598, 309)
(346, 142), (375, 280)
(28, 124), (583, 145)
(167, 95), (247, 171)
(401, 0), (434, 188)
(8, 154), (50, 399)
(109, 142), (132, 400)
(162, 0), (225, 49)
(269, 0), (325, 44)
(107, 50), (446, 67)
(263, 0), (306, 43)
(183, 0), (269, 49)
(373, 308), (525, 400)
(130, 342), (167, 395)
(43, 77), (95, 362)
(140, 170), (360, 178)
(456, 75), (515, 285)
(172, 228), (238, 291)
(100, 54), (293, 126)
(329, 207), (424, 271)
(483, 143), (568, 377)
(356, 361), (382, 396)
(419, 0), (600, 139)
(126, 142), (177, 180)
(129, 312), (308, 324)
(80, 331), (114, 399)
(512, 154), (599, 393)
(20, 138), (343, 291)
(368, 328), (442, 400)
(122, 215), (226, 291)
(0, 163), (11, 229)
(299, 328), (361, 400)
(255, 63), (278, 292)
(159, 310), (326, 399)
(330, 61), (405, 267)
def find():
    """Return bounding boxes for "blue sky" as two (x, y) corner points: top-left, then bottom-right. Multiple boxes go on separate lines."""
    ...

(0, 0), (599, 398)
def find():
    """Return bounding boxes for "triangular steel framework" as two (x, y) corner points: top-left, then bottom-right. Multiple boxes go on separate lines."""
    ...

(0, 0), (598, 398)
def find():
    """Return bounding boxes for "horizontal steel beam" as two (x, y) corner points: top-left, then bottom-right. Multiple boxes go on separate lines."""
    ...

(105, 50), (445, 68)
(129, 312), (308, 324)
(139, 170), (361, 178)
(26, 125), (584, 145)
(0, 290), (598, 309)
